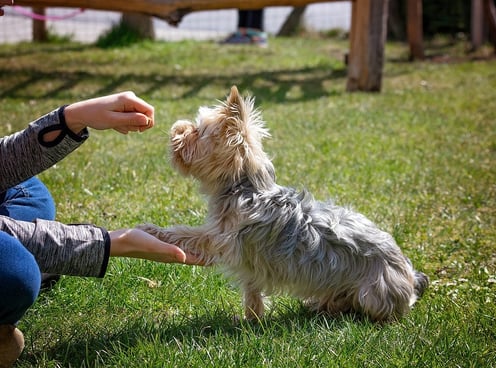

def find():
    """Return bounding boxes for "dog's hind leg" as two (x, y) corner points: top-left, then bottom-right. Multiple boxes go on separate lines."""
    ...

(357, 275), (413, 322)
(305, 294), (353, 317)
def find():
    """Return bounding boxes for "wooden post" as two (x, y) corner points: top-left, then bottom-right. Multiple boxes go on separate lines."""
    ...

(32, 7), (47, 42)
(407, 0), (423, 60)
(346, 0), (389, 92)
(484, 0), (496, 50)
(471, 0), (484, 50)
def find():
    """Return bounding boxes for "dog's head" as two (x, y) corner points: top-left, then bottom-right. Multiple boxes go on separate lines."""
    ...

(170, 86), (275, 194)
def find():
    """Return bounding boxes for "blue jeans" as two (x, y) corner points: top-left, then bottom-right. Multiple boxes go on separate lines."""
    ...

(0, 177), (56, 324)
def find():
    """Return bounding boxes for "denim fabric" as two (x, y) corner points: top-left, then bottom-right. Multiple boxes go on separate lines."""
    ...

(0, 232), (41, 324)
(0, 177), (56, 221)
(0, 177), (55, 324)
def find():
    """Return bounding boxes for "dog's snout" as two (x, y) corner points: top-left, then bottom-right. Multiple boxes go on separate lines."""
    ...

(171, 120), (196, 139)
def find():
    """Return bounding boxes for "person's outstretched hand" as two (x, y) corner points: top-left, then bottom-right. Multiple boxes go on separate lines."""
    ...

(63, 91), (155, 135)
(109, 228), (203, 265)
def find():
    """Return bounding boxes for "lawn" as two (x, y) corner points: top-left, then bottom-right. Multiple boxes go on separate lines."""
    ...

(0, 35), (495, 367)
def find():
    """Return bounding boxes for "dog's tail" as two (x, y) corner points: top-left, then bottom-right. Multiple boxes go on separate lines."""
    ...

(406, 257), (429, 307)
(413, 270), (429, 299)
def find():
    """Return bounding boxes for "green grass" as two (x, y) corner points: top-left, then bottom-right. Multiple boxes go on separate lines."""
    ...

(0, 36), (495, 367)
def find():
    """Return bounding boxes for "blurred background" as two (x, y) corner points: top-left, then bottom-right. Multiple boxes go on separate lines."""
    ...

(0, 3), (352, 43)
(0, 1), (480, 45)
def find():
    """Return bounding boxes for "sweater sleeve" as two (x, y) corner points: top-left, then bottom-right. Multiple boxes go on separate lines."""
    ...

(0, 215), (110, 277)
(0, 106), (89, 192)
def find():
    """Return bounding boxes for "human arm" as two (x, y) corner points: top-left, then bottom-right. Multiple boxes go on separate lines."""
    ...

(53, 91), (154, 137)
(0, 92), (154, 192)
(0, 215), (109, 276)
(0, 107), (86, 192)
(0, 215), (200, 277)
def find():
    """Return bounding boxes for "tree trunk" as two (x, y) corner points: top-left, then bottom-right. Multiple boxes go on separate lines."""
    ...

(121, 13), (155, 39)
(32, 7), (48, 42)
(484, 0), (496, 50)
(277, 6), (306, 36)
(388, 0), (405, 41)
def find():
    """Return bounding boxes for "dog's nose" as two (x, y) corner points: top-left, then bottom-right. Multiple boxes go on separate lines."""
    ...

(171, 120), (195, 138)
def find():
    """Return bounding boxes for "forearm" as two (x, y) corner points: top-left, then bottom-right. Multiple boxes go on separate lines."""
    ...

(0, 215), (110, 277)
(0, 107), (88, 192)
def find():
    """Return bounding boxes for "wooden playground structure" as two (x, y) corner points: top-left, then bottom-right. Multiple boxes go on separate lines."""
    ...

(14, 0), (392, 92)
(14, 0), (496, 93)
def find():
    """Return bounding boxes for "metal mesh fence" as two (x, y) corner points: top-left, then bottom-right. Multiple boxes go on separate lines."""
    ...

(0, 3), (351, 44)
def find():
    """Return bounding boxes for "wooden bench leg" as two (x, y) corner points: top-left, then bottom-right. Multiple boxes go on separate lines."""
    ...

(346, 0), (389, 92)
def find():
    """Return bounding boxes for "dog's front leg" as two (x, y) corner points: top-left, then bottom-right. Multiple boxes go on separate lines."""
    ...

(137, 223), (213, 264)
(242, 281), (265, 321)
(137, 223), (175, 243)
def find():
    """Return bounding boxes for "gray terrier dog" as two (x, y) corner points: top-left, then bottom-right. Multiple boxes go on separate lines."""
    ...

(139, 86), (428, 322)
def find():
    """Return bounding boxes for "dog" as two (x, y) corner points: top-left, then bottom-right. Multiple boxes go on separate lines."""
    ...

(138, 86), (429, 322)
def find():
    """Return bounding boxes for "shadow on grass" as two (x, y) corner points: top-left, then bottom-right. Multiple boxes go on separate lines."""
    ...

(0, 43), (89, 59)
(26, 306), (363, 365)
(0, 65), (346, 104)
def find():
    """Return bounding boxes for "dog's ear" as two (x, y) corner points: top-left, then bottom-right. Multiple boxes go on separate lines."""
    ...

(227, 85), (242, 107)
(220, 86), (247, 146)
(224, 85), (245, 122)
(221, 86), (269, 146)
(219, 87), (274, 189)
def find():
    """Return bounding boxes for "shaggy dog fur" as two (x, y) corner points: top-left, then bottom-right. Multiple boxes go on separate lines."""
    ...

(139, 86), (428, 322)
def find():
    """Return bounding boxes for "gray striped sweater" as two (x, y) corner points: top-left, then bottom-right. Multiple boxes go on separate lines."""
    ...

(0, 107), (110, 277)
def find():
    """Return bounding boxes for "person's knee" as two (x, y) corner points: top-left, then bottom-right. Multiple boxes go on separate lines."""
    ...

(2, 266), (40, 306)
(22, 177), (56, 220)
(0, 177), (55, 221)
(0, 233), (41, 324)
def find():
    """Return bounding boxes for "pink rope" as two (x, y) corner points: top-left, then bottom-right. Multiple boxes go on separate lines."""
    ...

(12, 6), (85, 21)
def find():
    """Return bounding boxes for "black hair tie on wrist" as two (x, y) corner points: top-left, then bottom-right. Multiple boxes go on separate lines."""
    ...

(38, 105), (88, 147)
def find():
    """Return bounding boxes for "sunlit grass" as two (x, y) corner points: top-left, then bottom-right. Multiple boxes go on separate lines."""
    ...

(0, 36), (494, 367)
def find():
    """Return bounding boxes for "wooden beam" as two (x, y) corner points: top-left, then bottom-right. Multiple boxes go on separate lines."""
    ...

(407, 0), (423, 60)
(346, 0), (389, 92)
(15, 0), (339, 23)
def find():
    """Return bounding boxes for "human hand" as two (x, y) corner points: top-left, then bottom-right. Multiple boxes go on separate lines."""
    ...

(63, 91), (155, 135)
(109, 228), (203, 265)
